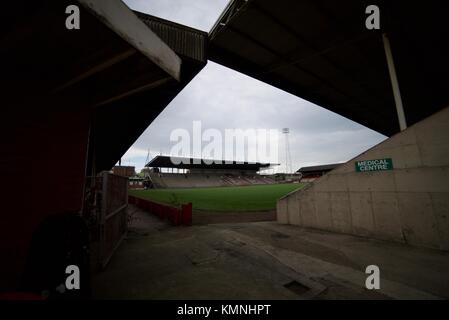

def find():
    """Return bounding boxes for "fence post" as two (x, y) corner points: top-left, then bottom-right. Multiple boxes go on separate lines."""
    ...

(99, 172), (108, 267)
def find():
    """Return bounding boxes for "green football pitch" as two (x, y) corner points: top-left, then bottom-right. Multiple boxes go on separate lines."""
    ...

(129, 183), (306, 212)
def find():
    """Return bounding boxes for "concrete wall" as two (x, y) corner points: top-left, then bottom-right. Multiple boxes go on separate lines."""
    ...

(277, 107), (449, 250)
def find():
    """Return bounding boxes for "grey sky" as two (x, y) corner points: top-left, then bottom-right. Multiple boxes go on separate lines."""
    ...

(121, 0), (387, 172)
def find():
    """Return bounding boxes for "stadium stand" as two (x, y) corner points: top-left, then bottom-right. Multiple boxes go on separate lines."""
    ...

(297, 164), (341, 182)
(145, 156), (279, 188)
(148, 172), (277, 188)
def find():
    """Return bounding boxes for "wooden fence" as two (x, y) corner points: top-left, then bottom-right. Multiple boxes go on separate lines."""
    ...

(99, 172), (128, 268)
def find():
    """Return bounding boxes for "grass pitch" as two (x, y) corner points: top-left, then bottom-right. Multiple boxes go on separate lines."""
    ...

(129, 183), (306, 212)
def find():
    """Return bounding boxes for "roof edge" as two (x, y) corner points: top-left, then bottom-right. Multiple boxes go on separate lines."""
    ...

(78, 0), (181, 81)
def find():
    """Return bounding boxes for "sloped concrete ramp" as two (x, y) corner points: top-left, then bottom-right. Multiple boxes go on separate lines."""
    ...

(278, 107), (449, 250)
(93, 206), (449, 299)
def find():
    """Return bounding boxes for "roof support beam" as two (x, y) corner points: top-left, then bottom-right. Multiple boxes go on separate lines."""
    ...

(225, 25), (364, 109)
(251, 3), (388, 108)
(94, 76), (172, 107)
(382, 33), (407, 131)
(78, 0), (181, 80)
(53, 48), (136, 93)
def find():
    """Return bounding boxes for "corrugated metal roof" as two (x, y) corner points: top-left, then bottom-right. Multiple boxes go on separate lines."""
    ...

(79, 0), (181, 80)
(146, 155), (277, 170)
(135, 11), (208, 63)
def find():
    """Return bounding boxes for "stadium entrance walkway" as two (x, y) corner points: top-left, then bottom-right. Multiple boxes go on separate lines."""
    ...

(92, 205), (449, 299)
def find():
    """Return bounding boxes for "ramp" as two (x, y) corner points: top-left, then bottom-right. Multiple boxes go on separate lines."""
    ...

(277, 107), (449, 250)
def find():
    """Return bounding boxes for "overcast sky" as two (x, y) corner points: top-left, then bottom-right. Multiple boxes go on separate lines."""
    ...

(120, 0), (387, 173)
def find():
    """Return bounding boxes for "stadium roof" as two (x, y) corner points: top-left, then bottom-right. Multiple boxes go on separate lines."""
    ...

(91, 10), (208, 171)
(297, 163), (341, 173)
(209, 0), (449, 136)
(146, 155), (278, 170)
(3, 1), (208, 173)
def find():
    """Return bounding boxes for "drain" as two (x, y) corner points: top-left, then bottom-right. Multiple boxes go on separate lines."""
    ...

(284, 281), (310, 296)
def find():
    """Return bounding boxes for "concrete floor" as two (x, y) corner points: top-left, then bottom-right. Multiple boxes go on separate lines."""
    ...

(93, 205), (449, 299)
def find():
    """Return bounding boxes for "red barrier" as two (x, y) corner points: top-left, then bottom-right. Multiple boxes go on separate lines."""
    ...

(128, 195), (192, 226)
(181, 203), (192, 226)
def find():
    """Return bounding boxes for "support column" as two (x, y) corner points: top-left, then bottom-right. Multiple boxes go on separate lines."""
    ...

(382, 33), (407, 131)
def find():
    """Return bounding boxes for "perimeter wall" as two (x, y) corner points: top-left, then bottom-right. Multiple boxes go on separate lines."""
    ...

(277, 107), (449, 250)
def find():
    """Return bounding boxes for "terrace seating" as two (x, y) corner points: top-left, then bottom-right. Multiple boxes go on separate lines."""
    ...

(148, 172), (278, 188)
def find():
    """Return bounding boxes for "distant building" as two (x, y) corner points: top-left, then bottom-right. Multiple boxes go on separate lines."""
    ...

(112, 166), (135, 177)
(128, 176), (146, 189)
(297, 164), (341, 182)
